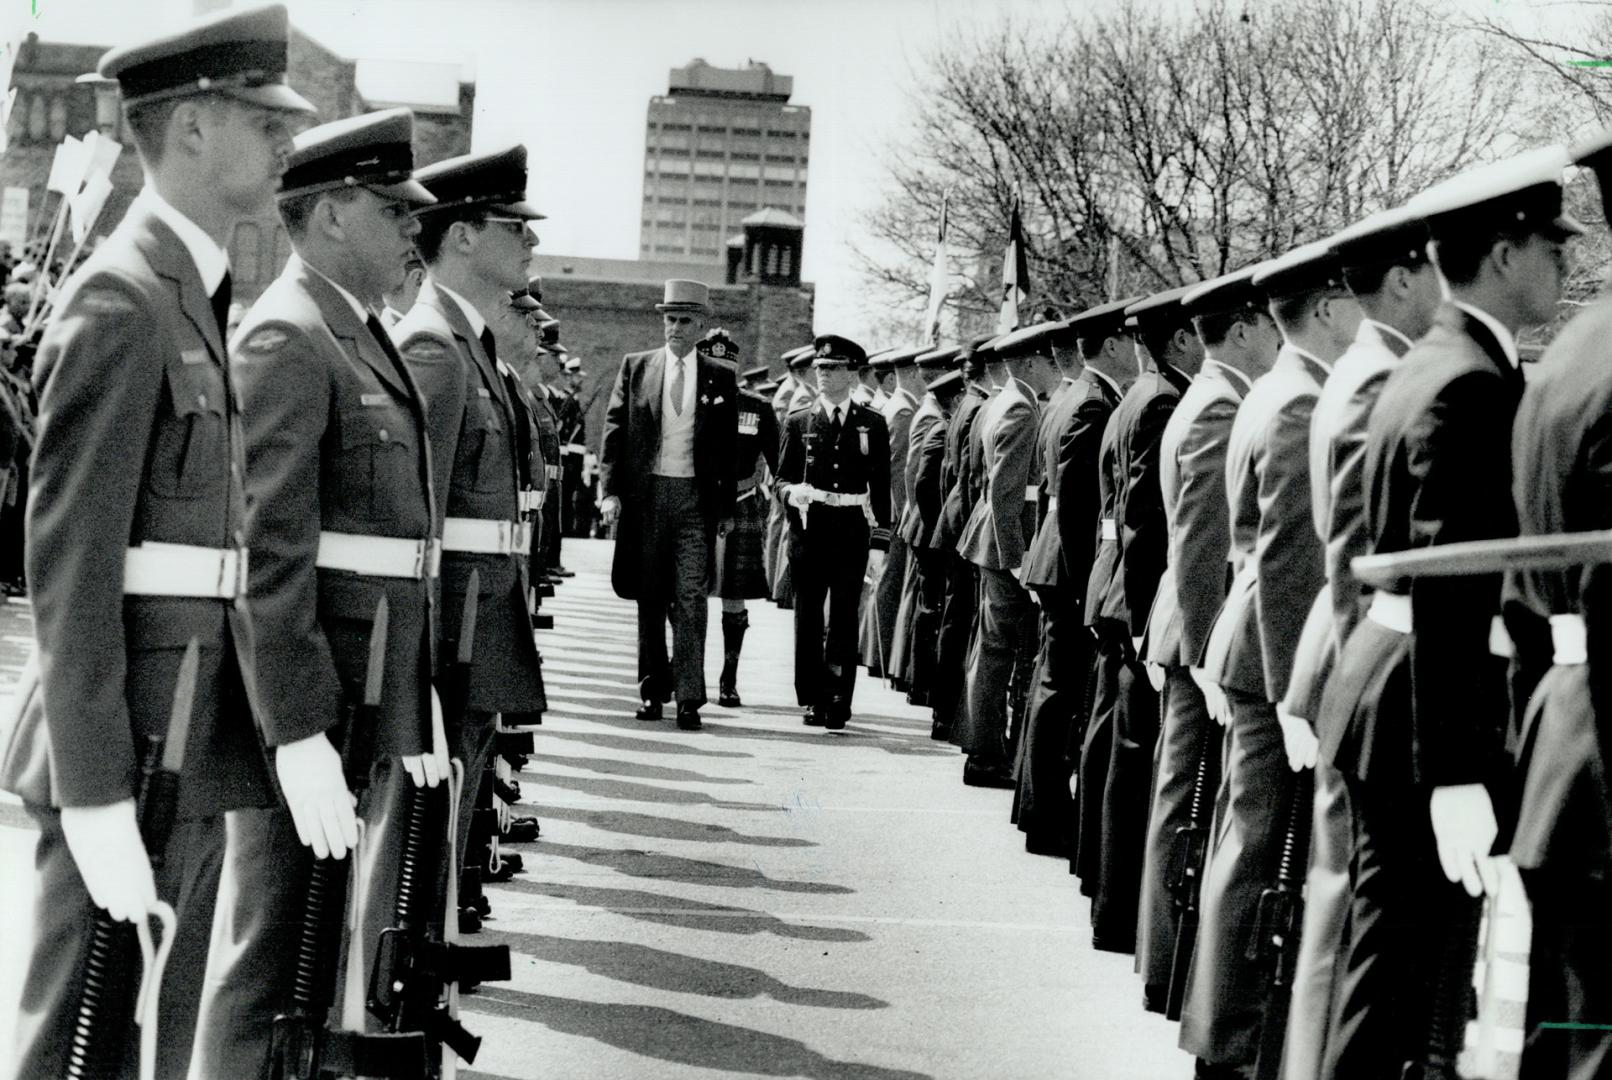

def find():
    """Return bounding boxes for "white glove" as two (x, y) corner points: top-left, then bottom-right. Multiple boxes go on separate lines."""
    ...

(401, 686), (451, 789)
(276, 733), (358, 860)
(1429, 784), (1501, 898)
(786, 484), (813, 510)
(533, 490), (546, 510)
(1145, 663), (1166, 694)
(1067, 769), (1079, 800)
(867, 549), (886, 579)
(60, 799), (157, 923)
(1190, 667), (1230, 726)
(600, 495), (621, 526)
(1276, 707), (1319, 772)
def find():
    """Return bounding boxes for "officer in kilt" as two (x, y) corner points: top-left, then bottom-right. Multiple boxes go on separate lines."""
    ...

(702, 329), (779, 707)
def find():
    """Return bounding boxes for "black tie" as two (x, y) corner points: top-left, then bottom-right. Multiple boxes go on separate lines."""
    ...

(829, 406), (842, 439)
(211, 271), (232, 342)
(366, 314), (415, 391)
(479, 327), (498, 364)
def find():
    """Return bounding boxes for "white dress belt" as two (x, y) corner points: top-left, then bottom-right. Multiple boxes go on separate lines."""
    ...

(1047, 495), (1058, 512)
(315, 531), (440, 580)
(1366, 591), (1515, 658)
(441, 517), (532, 556)
(124, 542), (249, 600)
(1101, 517), (1118, 541)
(1024, 485), (1040, 502)
(519, 489), (545, 513)
(562, 443), (587, 455)
(1550, 613), (1587, 666)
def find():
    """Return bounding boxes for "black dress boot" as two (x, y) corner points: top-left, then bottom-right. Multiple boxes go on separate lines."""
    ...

(718, 610), (749, 707)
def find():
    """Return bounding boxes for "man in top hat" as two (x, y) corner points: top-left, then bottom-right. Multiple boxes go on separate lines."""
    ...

(858, 346), (924, 681)
(393, 144), (549, 894)
(599, 279), (738, 730)
(1274, 207), (1440, 1080)
(777, 335), (891, 728)
(930, 335), (1000, 741)
(1319, 147), (1579, 1079)
(1182, 240), (1363, 1076)
(703, 329), (778, 707)
(0, 6), (314, 1078)
(1132, 264), (1279, 1016)
(188, 106), (467, 1073)
(890, 348), (967, 703)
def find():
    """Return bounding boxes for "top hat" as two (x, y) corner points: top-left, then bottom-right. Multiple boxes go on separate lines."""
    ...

(657, 279), (710, 313)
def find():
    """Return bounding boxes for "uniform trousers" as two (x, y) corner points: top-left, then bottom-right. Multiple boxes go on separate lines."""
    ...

(789, 506), (870, 713)
(932, 554), (978, 733)
(1135, 666), (1217, 1008)
(636, 476), (710, 705)
(887, 548), (922, 694)
(959, 566), (1035, 766)
(858, 537), (906, 677)
(1180, 691), (1290, 1066)
(1091, 649), (1160, 953)
(14, 807), (221, 1080)
(1011, 591), (1089, 856)
(1520, 872), (1612, 1080)
(906, 548), (948, 705)
(1074, 625), (1123, 892)
(1279, 759), (1353, 1080)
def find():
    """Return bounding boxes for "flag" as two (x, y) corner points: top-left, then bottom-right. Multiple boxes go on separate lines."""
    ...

(69, 170), (113, 246)
(46, 135), (87, 196)
(82, 129), (123, 177)
(997, 196), (1030, 335)
(922, 189), (950, 346)
(0, 88), (15, 156)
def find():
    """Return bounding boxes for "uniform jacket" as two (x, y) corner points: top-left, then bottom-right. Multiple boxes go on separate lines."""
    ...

(882, 387), (918, 521)
(598, 345), (739, 598)
(931, 382), (990, 551)
(1110, 364), (1192, 635)
(1200, 344), (1327, 701)
(770, 373), (798, 416)
(394, 279), (545, 717)
(776, 399), (892, 546)
(1, 204), (268, 816)
(897, 393), (946, 546)
(736, 387), (781, 489)
(787, 379), (816, 416)
(229, 256), (436, 759)
(958, 376), (1041, 572)
(1142, 359), (1251, 669)
(1330, 302), (1523, 791)
(1282, 319), (1412, 719)
(1023, 372), (1113, 592)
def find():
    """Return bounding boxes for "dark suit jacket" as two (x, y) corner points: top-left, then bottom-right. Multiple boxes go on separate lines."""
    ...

(230, 256), (436, 758)
(1023, 371), (1117, 593)
(883, 388), (919, 521)
(897, 395), (946, 547)
(1, 205), (269, 816)
(599, 346), (738, 598)
(1111, 364), (1191, 636)
(931, 382), (990, 551)
(1330, 303), (1522, 791)
(957, 376), (1041, 571)
(394, 279), (545, 718)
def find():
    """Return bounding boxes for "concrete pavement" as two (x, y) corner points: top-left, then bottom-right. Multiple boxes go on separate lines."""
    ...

(0, 540), (1193, 1080)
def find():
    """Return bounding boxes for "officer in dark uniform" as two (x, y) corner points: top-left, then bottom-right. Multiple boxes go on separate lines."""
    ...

(0, 7), (314, 1078)
(777, 335), (892, 729)
(558, 356), (589, 539)
(1319, 148), (1579, 1079)
(394, 145), (549, 886)
(189, 106), (456, 1075)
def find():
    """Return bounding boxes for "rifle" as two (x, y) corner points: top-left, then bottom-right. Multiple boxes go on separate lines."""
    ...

(1399, 895), (1483, 1080)
(1250, 769), (1314, 1080)
(268, 596), (427, 1080)
(1352, 528), (1612, 589)
(65, 639), (198, 1080)
(369, 571), (510, 1072)
(1164, 726), (1214, 1021)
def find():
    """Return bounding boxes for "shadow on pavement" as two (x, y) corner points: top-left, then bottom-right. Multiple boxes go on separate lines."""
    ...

(485, 931), (886, 1009)
(519, 840), (853, 895)
(534, 804), (813, 848)
(505, 880), (870, 942)
(527, 753), (752, 785)
(522, 770), (787, 811)
(461, 990), (934, 1080)
(535, 728), (754, 759)
(696, 720), (955, 758)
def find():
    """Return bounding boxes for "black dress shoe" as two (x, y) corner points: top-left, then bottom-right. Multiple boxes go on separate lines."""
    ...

(552, 566), (575, 578)
(676, 704), (703, 730)
(718, 687), (741, 707)
(930, 721), (952, 741)
(502, 816), (541, 843)
(823, 713), (847, 731)
(636, 700), (662, 721)
(962, 758), (1015, 788)
(803, 706), (826, 727)
(458, 906), (482, 934)
(531, 613), (554, 630)
(536, 581), (555, 597)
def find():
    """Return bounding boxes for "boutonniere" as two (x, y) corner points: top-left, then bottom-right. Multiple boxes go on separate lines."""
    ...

(700, 393), (724, 405)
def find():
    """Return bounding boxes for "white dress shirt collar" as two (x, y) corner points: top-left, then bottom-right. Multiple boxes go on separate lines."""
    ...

(819, 396), (850, 423)
(1452, 300), (1519, 368)
(436, 281), (486, 339)
(137, 186), (229, 295)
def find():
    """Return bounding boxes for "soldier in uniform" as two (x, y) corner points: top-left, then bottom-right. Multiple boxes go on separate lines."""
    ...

(702, 330), (779, 708)
(381, 253), (425, 329)
(1133, 265), (1278, 1013)
(189, 107), (456, 1074)
(0, 8), (314, 1078)
(766, 345), (818, 608)
(1275, 208), (1441, 1079)
(777, 336), (892, 729)
(559, 356), (590, 539)
(889, 345), (964, 704)
(1319, 149), (1578, 1079)
(394, 144), (549, 878)
(859, 346), (924, 682)
(1081, 289), (1198, 952)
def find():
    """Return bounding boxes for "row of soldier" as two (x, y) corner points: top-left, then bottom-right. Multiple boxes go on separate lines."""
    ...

(787, 143), (1608, 1078)
(0, 5), (587, 1079)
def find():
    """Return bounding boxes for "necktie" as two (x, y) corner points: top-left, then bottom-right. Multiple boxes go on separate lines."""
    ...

(479, 327), (499, 364)
(211, 271), (232, 342)
(670, 356), (685, 416)
(829, 406), (842, 438)
(366, 314), (415, 390)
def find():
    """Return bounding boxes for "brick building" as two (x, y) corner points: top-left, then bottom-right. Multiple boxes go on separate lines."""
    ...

(3, 27), (474, 303)
(532, 211), (814, 453)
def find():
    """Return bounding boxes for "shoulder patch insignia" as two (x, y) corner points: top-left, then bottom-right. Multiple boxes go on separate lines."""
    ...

(75, 288), (137, 316)
(403, 337), (450, 362)
(242, 328), (289, 354)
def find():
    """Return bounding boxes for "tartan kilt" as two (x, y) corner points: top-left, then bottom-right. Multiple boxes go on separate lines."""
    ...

(715, 489), (770, 599)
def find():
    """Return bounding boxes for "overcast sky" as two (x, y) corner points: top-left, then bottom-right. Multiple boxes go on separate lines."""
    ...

(6, 0), (1580, 342)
